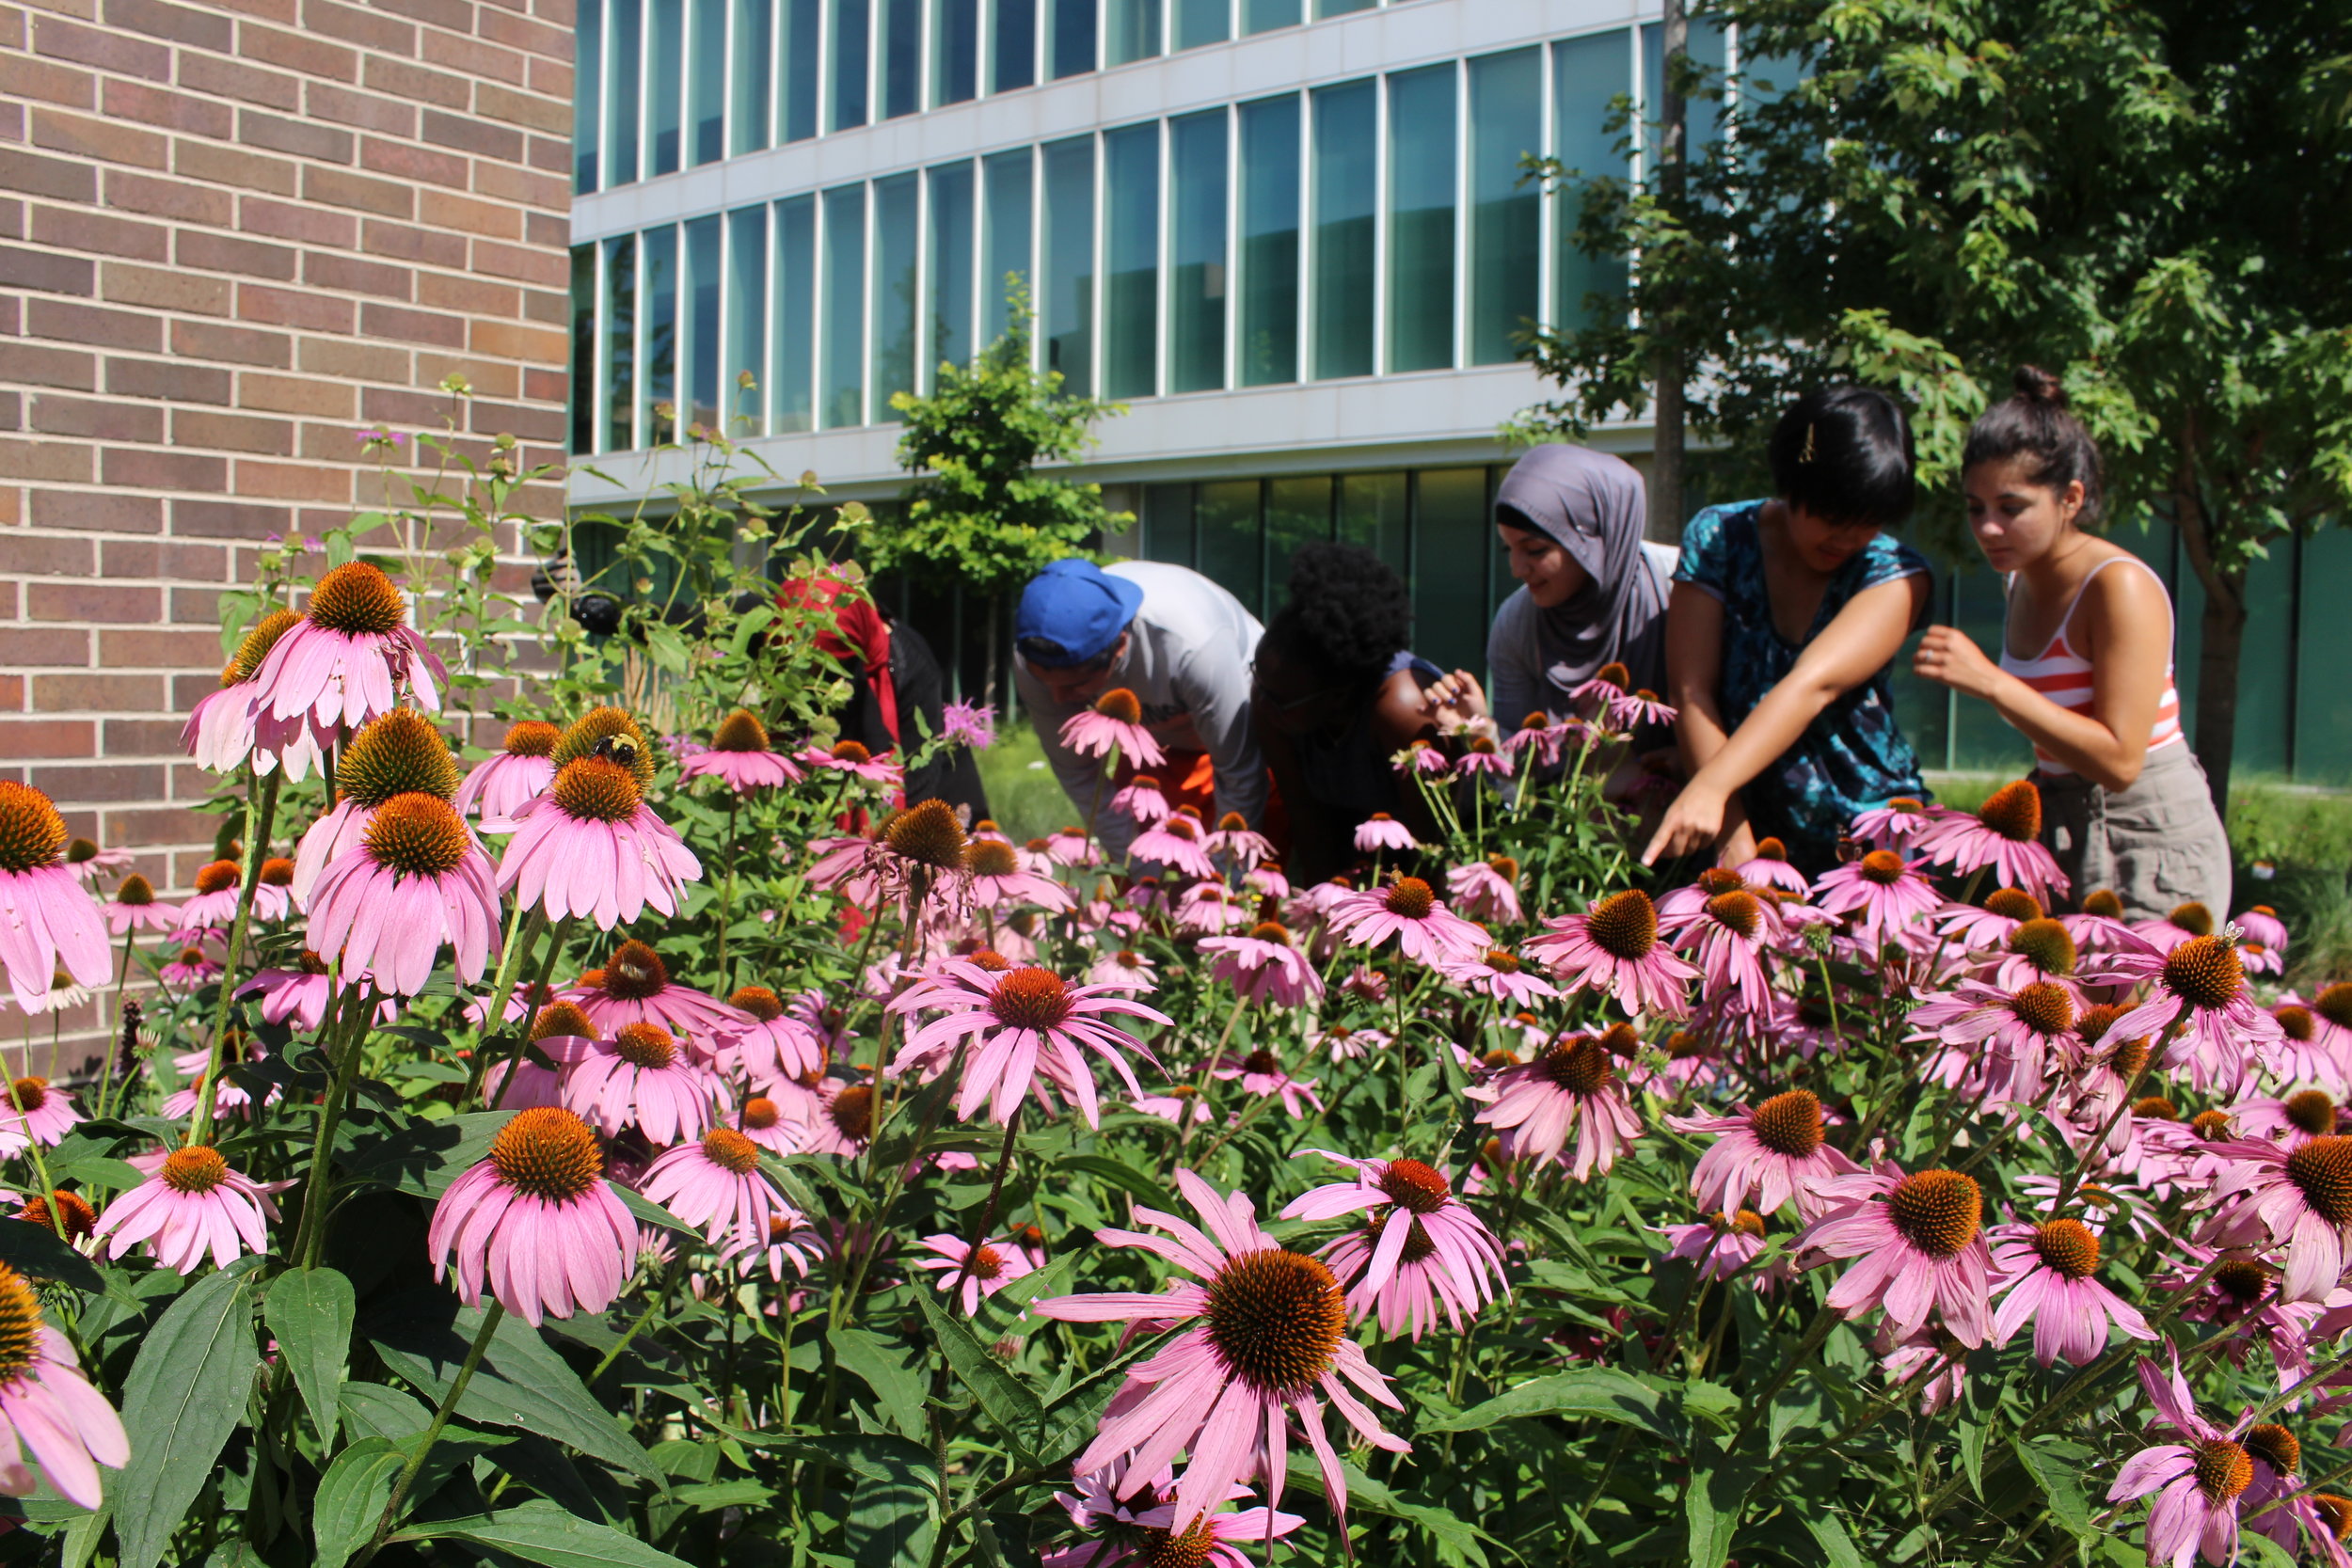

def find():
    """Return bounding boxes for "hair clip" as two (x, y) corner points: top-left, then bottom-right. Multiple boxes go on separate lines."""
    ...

(1798, 423), (1818, 465)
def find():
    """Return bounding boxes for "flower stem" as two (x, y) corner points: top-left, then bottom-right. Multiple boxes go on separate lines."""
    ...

(188, 765), (282, 1148)
(290, 986), (371, 1269)
(96, 926), (136, 1120)
(351, 1301), (503, 1568)
(462, 901), (546, 1104)
(943, 1113), (1021, 1305)
(718, 793), (739, 992)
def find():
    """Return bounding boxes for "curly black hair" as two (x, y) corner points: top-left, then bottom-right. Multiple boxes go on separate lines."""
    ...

(1262, 543), (1411, 687)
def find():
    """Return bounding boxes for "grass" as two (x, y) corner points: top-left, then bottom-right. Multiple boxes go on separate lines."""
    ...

(972, 721), (1074, 844)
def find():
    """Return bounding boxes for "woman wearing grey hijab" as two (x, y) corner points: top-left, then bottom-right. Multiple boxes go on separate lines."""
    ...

(1482, 445), (1678, 730)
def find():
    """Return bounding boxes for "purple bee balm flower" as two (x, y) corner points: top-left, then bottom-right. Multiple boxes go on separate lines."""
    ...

(1524, 889), (1696, 1021)
(1666, 1088), (1860, 1221)
(639, 1127), (796, 1252)
(1032, 1168), (1409, 1536)
(677, 708), (805, 793)
(562, 1022), (721, 1146)
(0, 784), (110, 1013)
(1059, 688), (1166, 768)
(912, 1232), (1038, 1315)
(246, 563), (448, 778)
(95, 1145), (286, 1275)
(498, 756), (703, 930)
(454, 719), (561, 823)
(0, 1262), (128, 1509)
(427, 1106), (636, 1327)
(889, 960), (1167, 1128)
(941, 699), (996, 749)
(1284, 1153), (1507, 1340)
(1986, 1218), (2154, 1367)
(2106, 1351), (2264, 1568)
(306, 794), (500, 995)
(1797, 1166), (1993, 1347)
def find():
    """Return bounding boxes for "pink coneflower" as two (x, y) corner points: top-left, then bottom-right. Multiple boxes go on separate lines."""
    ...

(1875, 1326), (1972, 1416)
(639, 1126), (794, 1250)
(564, 1022), (719, 1145)
(1502, 710), (1576, 769)
(454, 719), (560, 821)
(1469, 1033), (1644, 1178)
(1212, 1046), (1323, 1117)
(0, 784), (110, 1011)
(2060, 887), (2152, 956)
(100, 873), (180, 936)
(246, 562), (447, 771)
(236, 948), (338, 1029)
(1797, 1167), (1992, 1345)
(1916, 779), (2068, 902)
(678, 708), (804, 792)
(183, 609), (328, 779)
(0, 1261), (128, 1508)
(799, 737), (902, 784)
(1327, 877), (1488, 965)
(1041, 1460), (1301, 1568)
(2106, 934), (2283, 1099)
(1525, 889), (1696, 1020)
(2106, 1353), (2261, 1568)
(1353, 813), (1418, 853)
(428, 1106), (637, 1326)
(2135, 900), (2220, 955)
(2261, 1003), (2348, 1094)
(95, 1145), (283, 1274)
(1849, 794), (1946, 848)
(1447, 855), (1521, 926)
(796, 1078), (876, 1159)
(2236, 903), (2291, 957)
(1812, 849), (1941, 949)
(0, 1078), (81, 1149)
(2197, 1132), (2352, 1301)
(1609, 687), (1677, 731)
(1442, 946), (1560, 1007)
(61, 837), (128, 888)
(2250, 1487), (2352, 1568)
(892, 961), (1167, 1128)
(171, 859), (250, 933)
(1088, 948), (1158, 993)
(1934, 887), (2048, 957)
(1907, 977), (2078, 1106)
(960, 838), (1075, 911)
(560, 939), (745, 1041)
(1987, 1218), (2155, 1366)
(307, 793), (499, 994)
(1060, 688), (1166, 769)
(1243, 857), (1290, 896)
(499, 756), (704, 930)
(2233, 1088), (2344, 1148)
(1568, 660), (1630, 707)
(1108, 777), (1171, 828)
(1175, 882), (1248, 935)
(1198, 922), (1324, 1008)
(913, 1233), (1038, 1315)
(1033, 1168), (1408, 1532)
(1669, 1089), (1861, 1221)
(1729, 836), (1808, 895)
(1316, 1022), (1390, 1062)
(1662, 1211), (1788, 1289)
(1128, 812), (1216, 879)
(161, 943), (221, 992)
(1451, 733), (1515, 778)
(1660, 889), (1777, 1013)
(1203, 812), (1274, 871)
(717, 985), (825, 1082)
(1047, 824), (1103, 865)
(1284, 1154), (1507, 1339)
(726, 1209), (820, 1284)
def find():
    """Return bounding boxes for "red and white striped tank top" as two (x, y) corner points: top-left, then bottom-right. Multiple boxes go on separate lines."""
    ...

(1997, 556), (2184, 775)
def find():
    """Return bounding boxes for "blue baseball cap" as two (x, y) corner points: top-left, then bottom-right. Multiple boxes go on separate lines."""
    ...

(1014, 559), (1145, 668)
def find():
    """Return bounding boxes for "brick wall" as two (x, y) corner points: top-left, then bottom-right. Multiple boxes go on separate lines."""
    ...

(0, 0), (574, 1069)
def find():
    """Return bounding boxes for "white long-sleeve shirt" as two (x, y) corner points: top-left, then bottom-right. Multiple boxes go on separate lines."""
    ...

(1015, 561), (1266, 859)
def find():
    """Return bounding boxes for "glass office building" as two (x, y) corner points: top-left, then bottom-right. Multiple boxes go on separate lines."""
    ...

(564, 0), (2352, 779)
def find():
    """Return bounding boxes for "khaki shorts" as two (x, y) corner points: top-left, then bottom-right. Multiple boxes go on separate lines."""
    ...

(2036, 742), (2233, 922)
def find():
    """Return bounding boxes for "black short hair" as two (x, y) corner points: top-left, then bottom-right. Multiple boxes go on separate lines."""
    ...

(1767, 385), (1917, 527)
(1962, 365), (2105, 524)
(1263, 543), (1411, 688)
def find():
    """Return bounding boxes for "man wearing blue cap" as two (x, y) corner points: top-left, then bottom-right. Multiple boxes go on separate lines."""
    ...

(1014, 558), (1266, 859)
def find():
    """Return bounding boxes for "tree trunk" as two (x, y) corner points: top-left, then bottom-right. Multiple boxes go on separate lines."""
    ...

(983, 593), (1002, 716)
(2194, 574), (2246, 818)
(1649, 0), (1688, 542)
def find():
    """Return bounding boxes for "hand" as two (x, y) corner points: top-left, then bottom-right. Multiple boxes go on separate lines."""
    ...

(1913, 626), (2001, 699)
(1642, 781), (1728, 866)
(1422, 669), (1489, 728)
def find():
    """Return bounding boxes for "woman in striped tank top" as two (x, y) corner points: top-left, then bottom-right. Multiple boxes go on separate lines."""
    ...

(1912, 368), (2231, 921)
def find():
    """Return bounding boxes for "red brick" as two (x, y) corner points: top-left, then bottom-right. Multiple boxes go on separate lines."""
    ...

(0, 720), (98, 758)
(111, 352), (239, 399)
(99, 629), (227, 668)
(470, 159), (564, 212)
(419, 270), (515, 316)
(470, 399), (562, 443)
(361, 54), (469, 110)
(101, 718), (199, 753)
(29, 393), (166, 442)
(0, 341), (97, 390)
(239, 372), (357, 417)
(30, 107), (169, 170)
(303, 164), (415, 218)
(236, 106), (357, 163)
(103, 446), (228, 490)
(175, 139), (300, 197)
(0, 629), (92, 669)
(0, 532), (94, 574)
(0, 51), (94, 107)
(173, 407), (296, 454)
(238, 23), (357, 83)
(103, 537), (227, 578)
(524, 134), (566, 176)
(27, 582), (162, 624)
(417, 186), (516, 239)
(170, 496), (291, 538)
(32, 489), (163, 533)
(176, 230), (299, 281)
(522, 365), (565, 404)
(236, 281), (355, 332)
(304, 81), (416, 136)
(297, 336), (408, 381)
(0, 439), (94, 483)
(106, 0), (232, 47)
(103, 79), (235, 138)
(31, 13), (169, 79)
(26, 299), (161, 353)
(421, 24), (519, 85)
(230, 460), (352, 501)
(177, 52), (301, 111)
(468, 236), (563, 286)
(103, 261), (232, 316)
(303, 0), (414, 55)
(303, 248), (411, 300)
(524, 209), (570, 249)
(105, 168), (233, 224)
(241, 194), (358, 247)
(34, 674), (169, 713)
(27, 765), (168, 803)
(476, 79), (568, 137)
(376, 0), (470, 30)
(358, 385), (445, 426)
(422, 107), (524, 163)
(0, 148), (98, 203)
(31, 202), (169, 262)
(0, 245), (95, 296)
(359, 218), (466, 268)
(358, 300), (468, 348)
(359, 135), (468, 189)
(475, 5), (564, 59)
(525, 55), (569, 100)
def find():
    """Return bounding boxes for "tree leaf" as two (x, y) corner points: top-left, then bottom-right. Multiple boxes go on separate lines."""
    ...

(264, 1267), (355, 1448)
(402, 1498), (698, 1567)
(1423, 1367), (1672, 1436)
(310, 1437), (405, 1568)
(910, 1284), (1044, 1458)
(113, 1267), (260, 1568)
(827, 1327), (927, 1442)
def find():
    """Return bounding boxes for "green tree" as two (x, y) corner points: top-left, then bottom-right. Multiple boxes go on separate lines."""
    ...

(1518, 0), (2352, 810)
(882, 277), (1130, 707)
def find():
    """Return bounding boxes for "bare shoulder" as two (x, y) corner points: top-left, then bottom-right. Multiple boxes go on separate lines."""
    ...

(2081, 544), (2171, 620)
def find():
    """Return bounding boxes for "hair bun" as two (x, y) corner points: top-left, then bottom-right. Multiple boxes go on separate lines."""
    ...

(2012, 365), (2066, 408)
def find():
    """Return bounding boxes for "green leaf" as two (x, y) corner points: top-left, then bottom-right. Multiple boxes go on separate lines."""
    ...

(0, 1212), (106, 1292)
(1425, 1367), (1672, 1436)
(1797, 1504), (1867, 1568)
(113, 1267), (260, 1568)
(840, 1436), (939, 1568)
(1683, 1439), (1760, 1568)
(1055, 1153), (1175, 1213)
(339, 1382), (431, 1443)
(827, 1327), (927, 1442)
(346, 1110), (515, 1198)
(1959, 1412), (1990, 1497)
(2011, 1436), (2094, 1539)
(2239, 1531), (2299, 1568)
(403, 1499), (698, 1567)
(310, 1437), (405, 1568)
(910, 1284), (1044, 1457)
(1281, 1456), (1496, 1564)
(264, 1267), (355, 1448)
(615, 1185), (698, 1240)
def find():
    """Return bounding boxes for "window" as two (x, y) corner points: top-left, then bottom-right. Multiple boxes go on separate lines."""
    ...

(642, 224), (678, 443)
(927, 161), (976, 385)
(1554, 31), (1631, 328)
(1143, 483), (1197, 565)
(1240, 0), (1295, 30)
(820, 184), (866, 428)
(570, 245), (597, 452)
(1264, 476), (1331, 610)
(881, 0), (921, 118)
(1050, 0), (1093, 78)
(1337, 470), (1406, 575)
(1197, 481), (1263, 614)
(981, 149), (1032, 343)
(1104, 122), (1159, 398)
(991, 0), (1036, 91)
(1468, 48), (1539, 365)
(1168, 108), (1227, 393)
(724, 206), (767, 435)
(933, 0), (978, 104)
(781, 0), (820, 142)
(1041, 135), (1095, 394)
(602, 234), (635, 450)
(605, 0), (640, 184)
(1387, 64), (1455, 373)
(1412, 468), (1487, 673)
(831, 0), (870, 130)
(685, 214), (722, 430)
(1172, 0), (1225, 50)
(729, 0), (771, 155)
(772, 195), (817, 432)
(649, 0), (683, 175)
(1105, 0), (1160, 66)
(1314, 0), (1369, 15)
(871, 171), (920, 420)
(1311, 80), (1375, 379)
(1238, 94), (1299, 386)
(575, 0), (602, 191)
(690, 0), (725, 164)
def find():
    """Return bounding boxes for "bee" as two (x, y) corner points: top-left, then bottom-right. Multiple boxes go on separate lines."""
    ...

(592, 733), (643, 771)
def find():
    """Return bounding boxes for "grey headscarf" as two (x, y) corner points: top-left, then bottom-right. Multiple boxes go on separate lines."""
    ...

(1493, 444), (1668, 695)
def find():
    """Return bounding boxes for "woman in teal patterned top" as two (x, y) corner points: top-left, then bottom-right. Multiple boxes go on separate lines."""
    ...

(1643, 387), (1935, 875)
